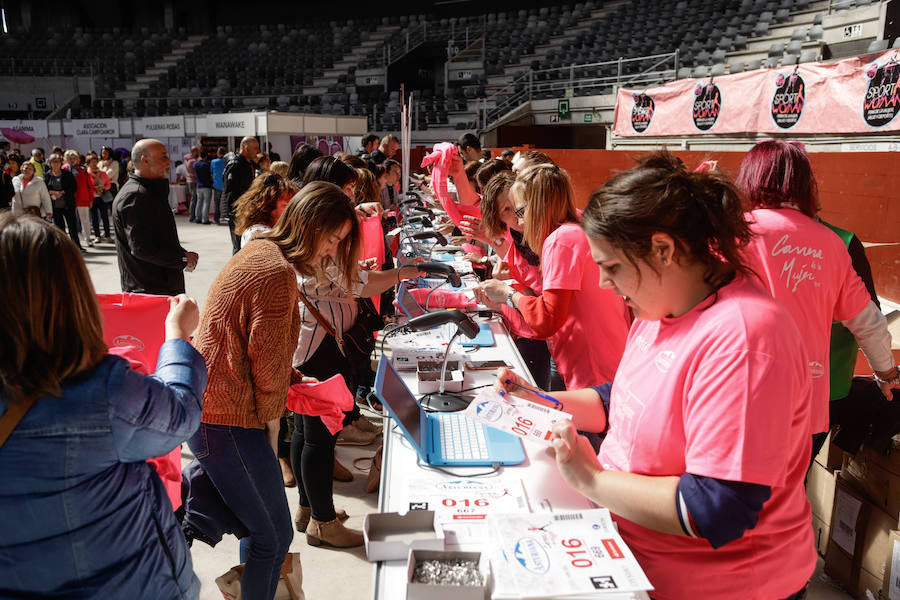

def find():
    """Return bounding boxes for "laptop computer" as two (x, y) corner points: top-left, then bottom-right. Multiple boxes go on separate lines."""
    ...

(374, 356), (525, 467)
(396, 283), (427, 319)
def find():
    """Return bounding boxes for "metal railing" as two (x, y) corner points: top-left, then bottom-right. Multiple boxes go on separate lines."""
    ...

(383, 16), (488, 66)
(480, 51), (679, 130)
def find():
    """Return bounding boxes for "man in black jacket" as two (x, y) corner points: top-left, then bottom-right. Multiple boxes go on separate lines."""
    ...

(222, 136), (258, 254)
(112, 139), (198, 296)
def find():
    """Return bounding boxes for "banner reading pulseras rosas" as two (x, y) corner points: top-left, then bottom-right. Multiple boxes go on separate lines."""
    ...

(612, 50), (900, 136)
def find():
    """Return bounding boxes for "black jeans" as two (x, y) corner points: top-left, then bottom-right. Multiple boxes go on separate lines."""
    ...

(90, 197), (110, 238)
(228, 216), (241, 254)
(291, 334), (356, 521)
(53, 204), (79, 246)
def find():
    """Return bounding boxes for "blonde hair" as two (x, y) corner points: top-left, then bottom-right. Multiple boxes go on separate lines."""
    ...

(513, 163), (577, 254)
(0, 213), (107, 404)
(261, 181), (360, 285)
(269, 161), (289, 177)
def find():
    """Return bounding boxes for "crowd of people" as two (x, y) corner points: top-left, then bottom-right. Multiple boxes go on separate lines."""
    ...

(1, 129), (898, 600)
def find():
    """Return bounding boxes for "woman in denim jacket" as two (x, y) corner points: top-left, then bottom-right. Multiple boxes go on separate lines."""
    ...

(0, 213), (208, 599)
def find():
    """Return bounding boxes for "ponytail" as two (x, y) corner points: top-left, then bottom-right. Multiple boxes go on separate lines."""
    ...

(582, 150), (754, 288)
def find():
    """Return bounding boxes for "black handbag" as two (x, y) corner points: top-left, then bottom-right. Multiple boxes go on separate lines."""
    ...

(298, 292), (383, 372)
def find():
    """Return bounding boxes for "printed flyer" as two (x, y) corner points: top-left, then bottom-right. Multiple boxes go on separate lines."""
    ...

(489, 509), (653, 598)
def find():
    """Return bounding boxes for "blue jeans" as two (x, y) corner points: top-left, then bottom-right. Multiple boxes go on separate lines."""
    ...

(188, 423), (292, 600)
(194, 187), (212, 223)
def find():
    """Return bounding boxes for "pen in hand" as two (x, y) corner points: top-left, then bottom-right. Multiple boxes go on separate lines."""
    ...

(502, 379), (562, 408)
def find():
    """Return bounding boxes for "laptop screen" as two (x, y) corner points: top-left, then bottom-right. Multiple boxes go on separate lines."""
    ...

(376, 357), (423, 451)
(397, 283), (426, 319)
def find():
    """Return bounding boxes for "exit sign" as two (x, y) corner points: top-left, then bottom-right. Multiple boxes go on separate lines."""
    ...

(584, 113), (593, 123)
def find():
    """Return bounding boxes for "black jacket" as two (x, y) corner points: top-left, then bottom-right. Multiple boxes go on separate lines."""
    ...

(0, 171), (13, 211)
(221, 152), (255, 217)
(112, 174), (186, 296)
(43, 169), (77, 209)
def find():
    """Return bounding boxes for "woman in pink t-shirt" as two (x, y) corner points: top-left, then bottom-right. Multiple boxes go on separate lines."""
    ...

(496, 152), (816, 600)
(477, 163), (628, 390)
(469, 171), (557, 389)
(736, 140), (898, 452)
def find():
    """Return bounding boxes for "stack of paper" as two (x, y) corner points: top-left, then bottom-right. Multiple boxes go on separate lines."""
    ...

(488, 509), (653, 599)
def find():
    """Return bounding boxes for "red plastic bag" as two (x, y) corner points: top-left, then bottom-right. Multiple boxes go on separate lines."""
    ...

(99, 293), (183, 511)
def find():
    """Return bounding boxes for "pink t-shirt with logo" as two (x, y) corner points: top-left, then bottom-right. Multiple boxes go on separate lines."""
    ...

(540, 223), (628, 389)
(743, 208), (871, 433)
(599, 275), (815, 600)
(500, 232), (543, 339)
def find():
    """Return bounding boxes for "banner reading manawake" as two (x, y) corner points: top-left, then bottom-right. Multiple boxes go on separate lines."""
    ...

(613, 50), (900, 136)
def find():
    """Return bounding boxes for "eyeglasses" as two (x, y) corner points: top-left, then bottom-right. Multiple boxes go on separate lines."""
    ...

(514, 204), (527, 218)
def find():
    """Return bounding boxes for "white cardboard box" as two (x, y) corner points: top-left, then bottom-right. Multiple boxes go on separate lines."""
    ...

(364, 511), (445, 562)
(417, 369), (465, 394)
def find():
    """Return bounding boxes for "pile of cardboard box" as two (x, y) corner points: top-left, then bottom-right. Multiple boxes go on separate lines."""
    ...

(808, 433), (900, 599)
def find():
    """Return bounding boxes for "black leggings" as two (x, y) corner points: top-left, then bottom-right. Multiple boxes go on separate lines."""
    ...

(290, 334), (356, 522)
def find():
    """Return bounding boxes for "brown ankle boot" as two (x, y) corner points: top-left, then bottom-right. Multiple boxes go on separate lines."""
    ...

(294, 505), (349, 532)
(333, 457), (353, 482)
(306, 516), (364, 547)
(280, 458), (296, 487)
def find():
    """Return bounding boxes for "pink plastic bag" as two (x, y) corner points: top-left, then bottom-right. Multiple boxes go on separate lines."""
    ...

(421, 143), (482, 227)
(285, 375), (355, 435)
(98, 293), (170, 369)
(359, 214), (386, 312)
(99, 293), (184, 511)
(402, 287), (476, 310)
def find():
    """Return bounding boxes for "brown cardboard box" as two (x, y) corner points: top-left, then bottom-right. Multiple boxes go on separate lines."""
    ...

(842, 438), (900, 519)
(858, 567), (884, 600)
(813, 514), (831, 557)
(826, 477), (898, 598)
(817, 432), (845, 471)
(881, 530), (900, 600)
(825, 479), (870, 592)
(808, 462), (839, 524)
(860, 502), (897, 582)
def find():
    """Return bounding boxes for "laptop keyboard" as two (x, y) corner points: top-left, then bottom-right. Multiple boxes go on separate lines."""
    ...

(437, 412), (489, 461)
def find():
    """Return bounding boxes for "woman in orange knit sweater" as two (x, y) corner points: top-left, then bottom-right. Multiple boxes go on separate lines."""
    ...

(189, 181), (358, 600)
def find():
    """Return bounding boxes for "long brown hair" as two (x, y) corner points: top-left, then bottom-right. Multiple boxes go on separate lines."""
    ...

(480, 171), (516, 239)
(0, 213), (107, 404)
(513, 163), (578, 254)
(582, 151), (754, 288)
(233, 172), (297, 235)
(262, 181), (360, 285)
(352, 168), (380, 205)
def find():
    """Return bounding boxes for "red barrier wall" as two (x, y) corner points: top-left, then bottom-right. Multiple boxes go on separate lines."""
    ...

(492, 148), (900, 303)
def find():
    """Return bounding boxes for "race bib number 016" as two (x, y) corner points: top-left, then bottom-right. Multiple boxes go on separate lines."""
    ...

(464, 389), (571, 445)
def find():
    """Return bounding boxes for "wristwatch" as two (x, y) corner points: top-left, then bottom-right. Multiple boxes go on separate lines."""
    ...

(505, 290), (516, 308)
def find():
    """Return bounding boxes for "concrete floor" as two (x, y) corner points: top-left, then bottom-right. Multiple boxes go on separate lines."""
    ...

(84, 215), (852, 600)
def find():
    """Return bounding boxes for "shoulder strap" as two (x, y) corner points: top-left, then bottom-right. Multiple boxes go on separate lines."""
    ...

(0, 396), (37, 450)
(297, 288), (337, 338)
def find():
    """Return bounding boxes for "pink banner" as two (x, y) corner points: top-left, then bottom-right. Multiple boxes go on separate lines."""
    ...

(613, 50), (900, 136)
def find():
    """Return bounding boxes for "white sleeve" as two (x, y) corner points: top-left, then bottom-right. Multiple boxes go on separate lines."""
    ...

(39, 181), (52, 215)
(841, 301), (894, 372)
